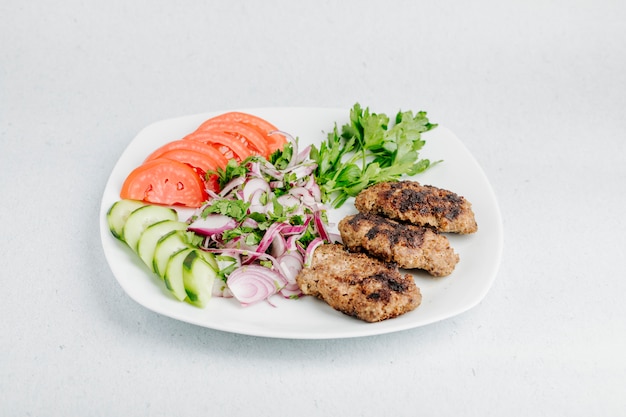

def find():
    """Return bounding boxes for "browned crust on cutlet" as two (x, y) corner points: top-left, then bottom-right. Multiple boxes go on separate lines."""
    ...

(338, 213), (459, 277)
(296, 244), (421, 322)
(354, 181), (478, 234)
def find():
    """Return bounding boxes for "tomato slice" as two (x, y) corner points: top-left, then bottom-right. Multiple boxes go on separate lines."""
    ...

(157, 149), (222, 174)
(156, 149), (223, 193)
(195, 120), (269, 158)
(120, 159), (208, 207)
(144, 139), (228, 169)
(198, 112), (287, 155)
(184, 130), (254, 162)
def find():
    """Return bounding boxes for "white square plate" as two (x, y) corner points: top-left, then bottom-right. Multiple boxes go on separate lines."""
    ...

(100, 107), (503, 339)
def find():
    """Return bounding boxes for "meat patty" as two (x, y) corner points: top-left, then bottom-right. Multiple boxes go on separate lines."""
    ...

(355, 180), (478, 234)
(296, 244), (421, 322)
(338, 213), (459, 277)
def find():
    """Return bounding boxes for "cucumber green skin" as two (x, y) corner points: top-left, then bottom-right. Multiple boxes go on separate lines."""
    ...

(107, 200), (146, 240)
(182, 250), (216, 308)
(137, 220), (188, 272)
(164, 248), (195, 301)
(108, 200), (221, 308)
(153, 231), (191, 278)
(123, 205), (178, 252)
(196, 249), (218, 271)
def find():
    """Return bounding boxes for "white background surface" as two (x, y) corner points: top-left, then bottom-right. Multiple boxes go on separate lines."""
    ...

(1, 1), (625, 416)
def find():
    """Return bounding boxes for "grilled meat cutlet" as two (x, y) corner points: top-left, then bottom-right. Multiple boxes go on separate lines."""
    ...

(355, 181), (478, 234)
(339, 213), (459, 277)
(296, 244), (421, 322)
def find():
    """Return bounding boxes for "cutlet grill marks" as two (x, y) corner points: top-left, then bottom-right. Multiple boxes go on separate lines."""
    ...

(349, 271), (407, 303)
(356, 180), (478, 234)
(386, 182), (463, 221)
(296, 244), (422, 322)
(347, 212), (427, 249)
(366, 272), (408, 301)
(339, 212), (460, 276)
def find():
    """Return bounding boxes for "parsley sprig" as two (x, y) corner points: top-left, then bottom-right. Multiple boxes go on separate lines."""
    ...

(310, 103), (438, 208)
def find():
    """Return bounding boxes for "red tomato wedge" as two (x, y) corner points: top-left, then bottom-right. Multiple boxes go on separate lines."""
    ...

(120, 158), (208, 207)
(119, 111), (288, 208)
(184, 130), (254, 162)
(156, 149), (222, 193)
(195, 120), (269, 158)
(159, 149), (217, 173)
(144, 139), (228, 169)
(198, 112), (288, 155)
(156, 149), (221, 175)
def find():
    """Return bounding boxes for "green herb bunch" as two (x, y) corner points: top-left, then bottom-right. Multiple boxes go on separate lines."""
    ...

(310, 103), (438, 208)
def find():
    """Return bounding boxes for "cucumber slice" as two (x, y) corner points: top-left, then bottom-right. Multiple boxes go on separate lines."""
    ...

(107, 199), (146, 241)
(196, 249), (218, 272)
(153, 230), (191, 278)
(137, 220), (188, 271)
(123, 205), (178, 252)
(182, 250), (216, 307)
(164, 247), (194, 301)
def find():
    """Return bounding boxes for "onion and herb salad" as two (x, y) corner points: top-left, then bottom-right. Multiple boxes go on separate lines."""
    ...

(107, 103), (437, 308)
(187, 136), (332, 305)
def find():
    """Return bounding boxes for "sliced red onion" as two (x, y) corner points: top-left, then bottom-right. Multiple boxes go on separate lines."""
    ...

(279, 282), (303, 299)
(260, 161), (283, 180)
(280, 224), (308, 236)
(285, 235), (302, 253)
(247, 161), (263, 178)
(248, 203), (267, 215)
(270, 234), (287, 258)
(247, 222), (288, 262)
(295, 145), (312, 165)
(303, 175), (323, 204)
(247, 187), (269, 214)
(289, 186), (320, 210)
(285, 163), (316, 181)
(276, 194), (300, 210)
(188, 214), (238, 237)
(240, 217), (259, 229)
(227, 265), (288, 306)
(287, 205), (306, 218)
(287, 186), (310, 199)
(243, 177), (270, 202)
(278, 251), (304, 284)
(219, 176), (246, 197)
(249, 189), (267, 206)
(206, 189), (221, 200)
(216, 248), (297, 288)
(304, 237), (324, 267)
(313, 210), (330, 242)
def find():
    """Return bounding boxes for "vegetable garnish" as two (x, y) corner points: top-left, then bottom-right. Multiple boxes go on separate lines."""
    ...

(196, 111), (288, 156)
(112, 105), (439, 308)
(310, 103), (438, 208)
(187, 136), (332, 305)
(120, 111), (289, 208)
(120, 158), (209, 207)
